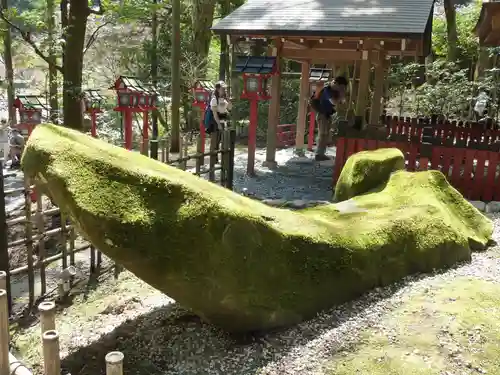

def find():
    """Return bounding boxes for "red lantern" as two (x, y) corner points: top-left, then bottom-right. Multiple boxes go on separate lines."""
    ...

(111, 76), (158, 152)
(13, 95), (48, 137)
(192, 80), (215, 153)
(235, 55), (277, 175)
(83, 89), (105, 138)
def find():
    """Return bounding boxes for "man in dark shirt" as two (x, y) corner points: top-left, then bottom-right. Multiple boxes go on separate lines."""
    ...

(316, 76), (348, 161)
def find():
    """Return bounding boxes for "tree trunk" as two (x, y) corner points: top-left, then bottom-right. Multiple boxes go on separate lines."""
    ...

(191, 0), (216, 75)
(150, 0), (159, 159)
(474, 47), (491, 80)
(47, 0), (58, 123)
(1, 0), (15, 125)
(62, 0), (88, 130)
(218, 0), (230, 82)
(170, 0), (181, 152)
(444, 0), (458, 62)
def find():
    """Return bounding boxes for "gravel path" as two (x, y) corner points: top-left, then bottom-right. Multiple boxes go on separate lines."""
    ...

(232, 147), (336, 201)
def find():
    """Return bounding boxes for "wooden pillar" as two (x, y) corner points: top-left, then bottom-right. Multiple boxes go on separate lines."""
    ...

(355, 50), (371, 126)
(369, 53), (387, 124)
(335, 63), (349, 119)
(295, 61), (310, 155)
(264, 40), (282, 169)
(347, 61), (358, 119)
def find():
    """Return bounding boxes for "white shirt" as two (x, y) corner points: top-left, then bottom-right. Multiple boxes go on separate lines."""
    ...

(210, 95), (230, 114)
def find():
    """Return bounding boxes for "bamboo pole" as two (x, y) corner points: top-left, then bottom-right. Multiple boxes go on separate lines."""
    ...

(105, 351), (124, 375)
(0, 271), (5, 290)
(38, 301), (56, 334)
(0, 289), (9, 375)
(42, 330), (60, 375)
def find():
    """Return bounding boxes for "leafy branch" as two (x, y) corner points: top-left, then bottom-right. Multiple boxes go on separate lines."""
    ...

(0, 10), (63, 73)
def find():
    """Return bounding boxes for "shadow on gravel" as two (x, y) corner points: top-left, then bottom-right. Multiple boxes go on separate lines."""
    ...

(60, 280), (415, 375)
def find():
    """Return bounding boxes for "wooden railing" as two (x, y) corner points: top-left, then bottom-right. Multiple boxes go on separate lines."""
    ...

(0, 272), (125, 375)
(333, 120), (500, 201)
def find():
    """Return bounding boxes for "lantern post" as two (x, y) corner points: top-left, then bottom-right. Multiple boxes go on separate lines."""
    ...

(13, 95), (48, 137)
(111, 76), (158, 153)
(83, 89), (105, 138)
(235, 56), (277, 175)
(308, 67), (332, 151)
(191, 80), (215, 154)
(13, 95), (49, 203)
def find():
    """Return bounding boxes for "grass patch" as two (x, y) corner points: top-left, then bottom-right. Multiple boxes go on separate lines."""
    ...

(326, 277), (500, 374)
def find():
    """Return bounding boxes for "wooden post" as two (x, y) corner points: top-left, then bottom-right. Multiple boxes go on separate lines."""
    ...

(0, 271), (5, 290)
(370, 53), (387, 124)
(355, 51), (371, 127)
(295, 61), (310, 155)
(42, 330), (60, 375)
(264, 40), (282, 169)
(335, 63), (349, 119)
(0, 289), (8, 375)
(247, 99), (258, 175)
(38, 301), (56, 335)
(105, 351), (124, 375)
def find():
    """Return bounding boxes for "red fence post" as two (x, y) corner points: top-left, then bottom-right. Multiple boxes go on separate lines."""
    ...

(123, 110), (133, 150)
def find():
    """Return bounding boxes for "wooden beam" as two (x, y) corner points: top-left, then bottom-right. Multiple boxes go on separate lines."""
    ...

(284, 40), (308, 49)
(264, 40), (282, 168)
(369, 52), (387, 124)
(295, 61), (310, 154)
(282, 48), (363, 61)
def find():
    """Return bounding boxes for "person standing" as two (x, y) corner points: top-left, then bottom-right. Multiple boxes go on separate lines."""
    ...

(210, 81), (232, 156)
(315, 76), (348, 161)
(8, 128), (25, 169)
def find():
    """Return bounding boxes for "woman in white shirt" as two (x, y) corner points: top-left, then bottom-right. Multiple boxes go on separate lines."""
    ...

(210, 81), (232, 153)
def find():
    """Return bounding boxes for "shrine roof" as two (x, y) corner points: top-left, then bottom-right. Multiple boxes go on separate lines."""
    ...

(212, 0), (434, 38)
(14, 95), (48, 110)
(113, 76), (159, 95)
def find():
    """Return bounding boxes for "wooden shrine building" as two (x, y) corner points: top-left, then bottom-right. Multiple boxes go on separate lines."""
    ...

(474, 0), (500, 46)
(212, 0), (434, 168)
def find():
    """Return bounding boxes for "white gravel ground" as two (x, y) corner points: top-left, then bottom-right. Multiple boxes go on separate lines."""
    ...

(231, 147), (336, 201)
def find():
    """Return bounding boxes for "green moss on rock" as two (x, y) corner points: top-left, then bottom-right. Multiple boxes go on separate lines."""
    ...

(334, 148), (405, 202)
(22, 124), (493, 333)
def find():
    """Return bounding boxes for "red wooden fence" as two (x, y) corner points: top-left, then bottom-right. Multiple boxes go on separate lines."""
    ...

(333, 120), (500, 202)
(380, 116), (500, 147)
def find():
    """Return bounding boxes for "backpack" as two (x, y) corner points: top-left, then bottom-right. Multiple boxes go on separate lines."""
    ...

(204, 93), (218, 133)
(309, 87), (324, 113)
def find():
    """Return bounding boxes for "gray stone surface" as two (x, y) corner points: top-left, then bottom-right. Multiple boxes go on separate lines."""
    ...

(486, 201), (500, 214)
(469, 200), (486, 212)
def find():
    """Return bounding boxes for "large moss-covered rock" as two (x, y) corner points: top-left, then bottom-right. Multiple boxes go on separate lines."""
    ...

(334, 148), (405, 202)
(22, 124), (493, 332)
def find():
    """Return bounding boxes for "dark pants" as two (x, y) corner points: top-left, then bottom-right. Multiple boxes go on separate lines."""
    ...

(214, 113), (228, 152)
(316, 113), (332, 156)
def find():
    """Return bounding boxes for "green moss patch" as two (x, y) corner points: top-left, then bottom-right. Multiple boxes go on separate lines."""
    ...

(325, 276), (500, 375)
(21, 124), (493, 332)
(334, 148), (405, 202)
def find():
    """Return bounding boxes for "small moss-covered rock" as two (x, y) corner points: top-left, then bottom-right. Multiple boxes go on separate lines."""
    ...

(22, 124), (493, 333)
(334, 148), (405, 202)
